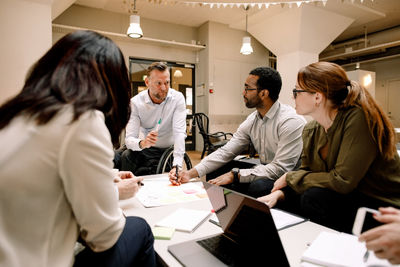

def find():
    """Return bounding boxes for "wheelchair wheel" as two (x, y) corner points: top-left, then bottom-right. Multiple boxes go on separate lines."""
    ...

(156, 147), (192, 174)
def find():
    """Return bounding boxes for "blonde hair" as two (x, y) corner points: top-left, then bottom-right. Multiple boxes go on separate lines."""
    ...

(297, 61), (396, 160)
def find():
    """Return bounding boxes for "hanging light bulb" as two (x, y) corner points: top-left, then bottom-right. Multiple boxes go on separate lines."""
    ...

(240, 37), (253, 55)
(127, 0), (143, 38)
(240, 8), (253, 55)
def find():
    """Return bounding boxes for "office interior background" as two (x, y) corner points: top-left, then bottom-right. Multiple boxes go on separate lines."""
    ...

(1, 0), (399, 151)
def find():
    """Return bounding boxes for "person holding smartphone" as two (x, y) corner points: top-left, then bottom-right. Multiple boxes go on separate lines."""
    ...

(359, 207), (400, 264)
(257, 62), (400, 233)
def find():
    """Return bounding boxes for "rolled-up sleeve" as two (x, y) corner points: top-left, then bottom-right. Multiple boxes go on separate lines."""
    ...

(172, 93), (187, 167)
(59, 111), (125, 252)
(125, 99), (142, 151)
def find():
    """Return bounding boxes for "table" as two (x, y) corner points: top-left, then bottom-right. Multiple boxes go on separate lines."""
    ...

(120, 181), (335, 266)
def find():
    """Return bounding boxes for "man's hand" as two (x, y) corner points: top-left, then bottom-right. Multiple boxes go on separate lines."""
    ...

(359, 207), (400, 264)
(271, 173), (287, 192)
(257, 190), (285, 208)
(140, 131), (158, 149)
(208, 172), (234, 186)
(114, 171), (143, 200)
(169, 168), (191, 185)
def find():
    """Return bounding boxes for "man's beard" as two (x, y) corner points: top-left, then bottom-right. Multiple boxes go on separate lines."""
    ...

(244, 96), (262, 108)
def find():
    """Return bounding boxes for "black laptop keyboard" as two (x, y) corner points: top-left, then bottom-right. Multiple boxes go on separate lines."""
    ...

(197, 235), (238, 265)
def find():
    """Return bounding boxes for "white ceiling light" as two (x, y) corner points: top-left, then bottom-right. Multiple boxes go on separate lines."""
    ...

(127, 0), (143, 38)
(240, 37), (253, 55)
(240, 7), (253, 55)
(174, 69), (183, 77)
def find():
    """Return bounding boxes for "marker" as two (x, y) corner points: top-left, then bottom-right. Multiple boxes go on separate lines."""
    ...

(138, 181), (144, 186)
(155, 118), (162, 132)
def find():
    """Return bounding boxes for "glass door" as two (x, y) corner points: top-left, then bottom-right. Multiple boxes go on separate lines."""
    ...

(129, 58), (196, 150)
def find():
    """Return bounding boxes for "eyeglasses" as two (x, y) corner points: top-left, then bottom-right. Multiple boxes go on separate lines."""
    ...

(244, 87), (258, 93)
(292, 88), (308, 99)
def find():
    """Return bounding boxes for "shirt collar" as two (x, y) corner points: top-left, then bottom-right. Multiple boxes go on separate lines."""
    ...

(257, 101), (280, 121)
(144, 88), (171, 104)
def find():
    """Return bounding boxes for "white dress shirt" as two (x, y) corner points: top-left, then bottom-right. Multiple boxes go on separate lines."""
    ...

(195, 101), (306, 182)
(0, 107), (125, 267)
(125, 88), (187, 167)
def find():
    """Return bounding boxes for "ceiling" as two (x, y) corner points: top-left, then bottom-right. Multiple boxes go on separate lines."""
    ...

(74, 0), (400, 43)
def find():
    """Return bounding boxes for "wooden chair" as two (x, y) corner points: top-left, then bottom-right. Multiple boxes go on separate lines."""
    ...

(192, 113), (233, 159)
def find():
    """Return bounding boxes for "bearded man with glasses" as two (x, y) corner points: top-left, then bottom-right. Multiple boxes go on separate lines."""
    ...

(169, 67), (306, 198)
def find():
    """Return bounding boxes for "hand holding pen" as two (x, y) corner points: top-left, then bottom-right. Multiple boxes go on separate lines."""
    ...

(168, 167), (193, 185)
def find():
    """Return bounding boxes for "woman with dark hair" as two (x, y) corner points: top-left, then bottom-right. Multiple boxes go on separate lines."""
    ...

(258, 61), (400, 233)
(0, 30), (155, 267)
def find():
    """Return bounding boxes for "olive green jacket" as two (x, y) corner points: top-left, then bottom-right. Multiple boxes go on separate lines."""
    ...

(286, 106), (400, 206)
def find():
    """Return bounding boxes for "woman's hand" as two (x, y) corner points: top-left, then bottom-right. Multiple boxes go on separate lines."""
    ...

(257, 190), (285, 208)
(271, 173), (287, 192)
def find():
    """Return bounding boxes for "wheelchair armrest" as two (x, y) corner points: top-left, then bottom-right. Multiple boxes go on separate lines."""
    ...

(209, 132), (233, 140)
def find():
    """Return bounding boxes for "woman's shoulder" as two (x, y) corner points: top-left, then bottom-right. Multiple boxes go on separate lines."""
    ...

(339, 106), (366, 125)
(303, 120), (320, 132)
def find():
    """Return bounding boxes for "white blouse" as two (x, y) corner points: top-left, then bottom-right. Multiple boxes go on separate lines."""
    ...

(0, 106), (125, 267)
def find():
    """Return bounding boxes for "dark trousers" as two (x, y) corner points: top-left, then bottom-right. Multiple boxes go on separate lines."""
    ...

(74, 216), (156, 267)
(116, 147), (166, 176)
(206, 160), (274, 197)
(279, 187), (399, 234)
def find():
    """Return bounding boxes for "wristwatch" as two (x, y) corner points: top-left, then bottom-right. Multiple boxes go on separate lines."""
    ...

(231, 168), (240, 184)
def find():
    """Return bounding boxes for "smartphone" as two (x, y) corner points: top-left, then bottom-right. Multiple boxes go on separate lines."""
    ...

(352, 207), (383, 236)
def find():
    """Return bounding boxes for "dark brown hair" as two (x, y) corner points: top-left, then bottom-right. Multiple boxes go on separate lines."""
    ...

(297, 61), (396, 160)
(0, 30), (131, 148)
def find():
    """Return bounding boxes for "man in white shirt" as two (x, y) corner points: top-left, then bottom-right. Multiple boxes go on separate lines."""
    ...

(120, 62), (187, 175)
(169, 67), (306, 197)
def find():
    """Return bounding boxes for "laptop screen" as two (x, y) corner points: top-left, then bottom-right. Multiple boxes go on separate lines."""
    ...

(203, 182), (290, 266)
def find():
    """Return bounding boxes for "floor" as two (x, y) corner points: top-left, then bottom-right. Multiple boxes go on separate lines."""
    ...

(186, 150), (202, 167)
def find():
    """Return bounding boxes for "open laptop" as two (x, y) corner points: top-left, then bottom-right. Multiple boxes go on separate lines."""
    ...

(168, 182), (290, 267)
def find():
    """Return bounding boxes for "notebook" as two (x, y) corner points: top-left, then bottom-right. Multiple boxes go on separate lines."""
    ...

(302, 231), (397, 267)
(155, 208), (211, 233)
(168, 182), (290, 267)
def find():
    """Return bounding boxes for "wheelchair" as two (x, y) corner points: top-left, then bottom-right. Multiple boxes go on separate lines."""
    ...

(156, 146), (192, 174)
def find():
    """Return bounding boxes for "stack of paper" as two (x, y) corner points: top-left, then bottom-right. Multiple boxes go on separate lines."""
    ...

(155, 208), (211, 233)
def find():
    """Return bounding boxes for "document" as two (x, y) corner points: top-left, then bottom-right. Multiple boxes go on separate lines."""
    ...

(136, 174), (208, 207)
(302, 231), (398, 267)
(270, 209), (306, 230)
(155, 208), (211, 233)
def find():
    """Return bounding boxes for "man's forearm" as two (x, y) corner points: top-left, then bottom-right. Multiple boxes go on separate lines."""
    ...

(188, 168), (199, 179)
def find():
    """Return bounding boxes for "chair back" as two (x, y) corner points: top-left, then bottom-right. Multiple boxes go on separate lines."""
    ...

(193, 113), (209, 138)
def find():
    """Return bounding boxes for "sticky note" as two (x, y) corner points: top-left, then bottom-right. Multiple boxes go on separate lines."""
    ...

(152, 227), (175, 240)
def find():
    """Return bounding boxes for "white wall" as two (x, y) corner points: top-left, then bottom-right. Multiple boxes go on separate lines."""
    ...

(344, 57), (400, 112)
(206, 21), (269, 116)
(53, 5), (198, 64)
(193, 21), (269, 151)
(0, 0), (52, 104)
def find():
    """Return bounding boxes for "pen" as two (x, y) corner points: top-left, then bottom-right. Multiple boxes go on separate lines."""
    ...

(138, 182), (144, 186)
(175, 164), (179, 183)
(363, 250), (369, 263)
